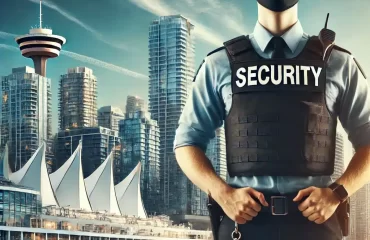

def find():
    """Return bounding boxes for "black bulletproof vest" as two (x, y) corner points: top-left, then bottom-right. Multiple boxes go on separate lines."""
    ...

(224, 35), (337, 177)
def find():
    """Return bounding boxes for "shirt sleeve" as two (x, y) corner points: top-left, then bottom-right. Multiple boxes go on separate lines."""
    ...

(335, 51), (370, 149)
(173, 56), (225, 152)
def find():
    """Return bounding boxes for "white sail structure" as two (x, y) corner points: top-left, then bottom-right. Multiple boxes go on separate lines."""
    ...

(50, 141), (92, 211)
(9, 143), (58, 207)
(84, 152), (120, 215)
(115, 162), (147, 218)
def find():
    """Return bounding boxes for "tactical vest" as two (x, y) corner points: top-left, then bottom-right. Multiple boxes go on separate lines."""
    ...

(223, 35), (337, 177)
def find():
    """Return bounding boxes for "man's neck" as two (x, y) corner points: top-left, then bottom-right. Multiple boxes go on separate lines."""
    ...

(257, 4), (298, 36)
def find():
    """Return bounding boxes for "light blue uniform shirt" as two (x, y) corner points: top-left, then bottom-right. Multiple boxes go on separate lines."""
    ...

(174, 21), (370, 194)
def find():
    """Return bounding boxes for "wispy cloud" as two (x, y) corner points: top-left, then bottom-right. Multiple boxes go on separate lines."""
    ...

(0, 31), (17, 39)
(128, 0), (249, 46)
(0, 43), (147, 80)
(27, 0), (129, 51)
(200, 0), (249, 34)
(128, 0), (224, 46)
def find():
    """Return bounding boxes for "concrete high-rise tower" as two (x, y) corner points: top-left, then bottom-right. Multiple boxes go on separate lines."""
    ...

(0, 67), (51, 171)
(125, 96), (146, 116)
(15, 0), (66, 77)
(98, 106), (125, 132)
(148, 15), (195, 215)
(59, 67), (97, 130)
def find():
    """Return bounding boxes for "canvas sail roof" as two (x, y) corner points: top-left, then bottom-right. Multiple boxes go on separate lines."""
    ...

(50, 141), (92, 211)
(84, 152), (120, 215)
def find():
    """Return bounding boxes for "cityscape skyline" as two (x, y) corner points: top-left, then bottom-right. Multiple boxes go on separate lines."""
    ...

(1, 0), (370, 237)
(1, 0), (369, 135)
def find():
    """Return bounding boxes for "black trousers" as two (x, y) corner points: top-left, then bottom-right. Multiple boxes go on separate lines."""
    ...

(218, 212), (343, 240)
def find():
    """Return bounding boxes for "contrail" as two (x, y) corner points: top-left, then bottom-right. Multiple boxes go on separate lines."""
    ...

(0, 31), (18, 39)
(28, 0), (129, 51)
(61, 50), (148, 80)
(0, 44), (147, 80)
(0, 44), (18, 51)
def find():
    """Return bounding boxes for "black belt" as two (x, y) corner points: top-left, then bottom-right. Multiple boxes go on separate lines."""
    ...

(258, 193), (302, 215)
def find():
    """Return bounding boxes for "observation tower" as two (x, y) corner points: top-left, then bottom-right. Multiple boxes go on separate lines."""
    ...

(15, 0), (66, 76)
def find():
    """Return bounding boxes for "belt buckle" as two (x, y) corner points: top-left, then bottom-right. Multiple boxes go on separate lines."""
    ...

(271, 196), (288, 216)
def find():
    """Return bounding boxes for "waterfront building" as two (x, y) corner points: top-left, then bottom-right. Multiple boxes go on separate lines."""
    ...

(97, 106), (125, 132)
(118, 111), (160, 215)
(0, 141), (211, 239)
(59, 67), (97, 131)
(0, 67), (52, 172)
(148, 15), (195, 215)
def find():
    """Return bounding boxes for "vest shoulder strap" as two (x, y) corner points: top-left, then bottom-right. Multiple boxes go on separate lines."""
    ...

(207, 46), (225, 57)
(193, 46), (227, 82)
(332, 45), (351, 55)
(223, 35), (253, 62)
(305, 36), (323, 57)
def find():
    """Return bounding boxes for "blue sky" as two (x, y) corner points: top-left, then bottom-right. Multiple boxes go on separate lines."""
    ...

(0, 0), (369, 139)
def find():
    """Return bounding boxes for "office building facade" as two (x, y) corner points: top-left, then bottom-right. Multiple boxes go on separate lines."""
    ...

(206, 127), (227, 181)
(54, 127), (121, 183)
(148, 15), (195, 215)
(59, 67), (97, 131)
(0, 67), (52, 172)
(347, 184), (370, 240)
(125, 96), (146, 116)
(118, 111), (160, 215)
(192, 127), (227, 216)
(332, 133), (345, 181)
(98, 106), (125, 132)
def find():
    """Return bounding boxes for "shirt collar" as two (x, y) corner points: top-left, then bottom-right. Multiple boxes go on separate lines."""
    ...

(252, 20), (304, 53)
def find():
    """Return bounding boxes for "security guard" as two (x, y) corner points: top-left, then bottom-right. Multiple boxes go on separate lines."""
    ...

(174, 0), (370, 240)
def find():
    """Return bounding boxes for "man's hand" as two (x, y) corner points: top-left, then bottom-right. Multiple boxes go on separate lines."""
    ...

(215, 187), (269, 224)
(293, 186), (341, 224)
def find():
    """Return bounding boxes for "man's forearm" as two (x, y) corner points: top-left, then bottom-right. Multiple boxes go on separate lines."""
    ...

(336, 145), (370, 196)
(175, 145), (230, 201)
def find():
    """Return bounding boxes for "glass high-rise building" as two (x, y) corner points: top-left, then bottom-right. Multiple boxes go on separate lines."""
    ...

(349, 184), (370, 240)
(332, 132), (345, 181)
(98, 106), (125, 132)
(192, 127), (227, 216)
(148, 15), (195, 215)
(0, 67), (52, 172)
(125, 95), (146, 116)
(54, 127), (122, 183)
(118, 111), (160, 215)
(59, 67), (97, 131)
(206, 127), (227, 181)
